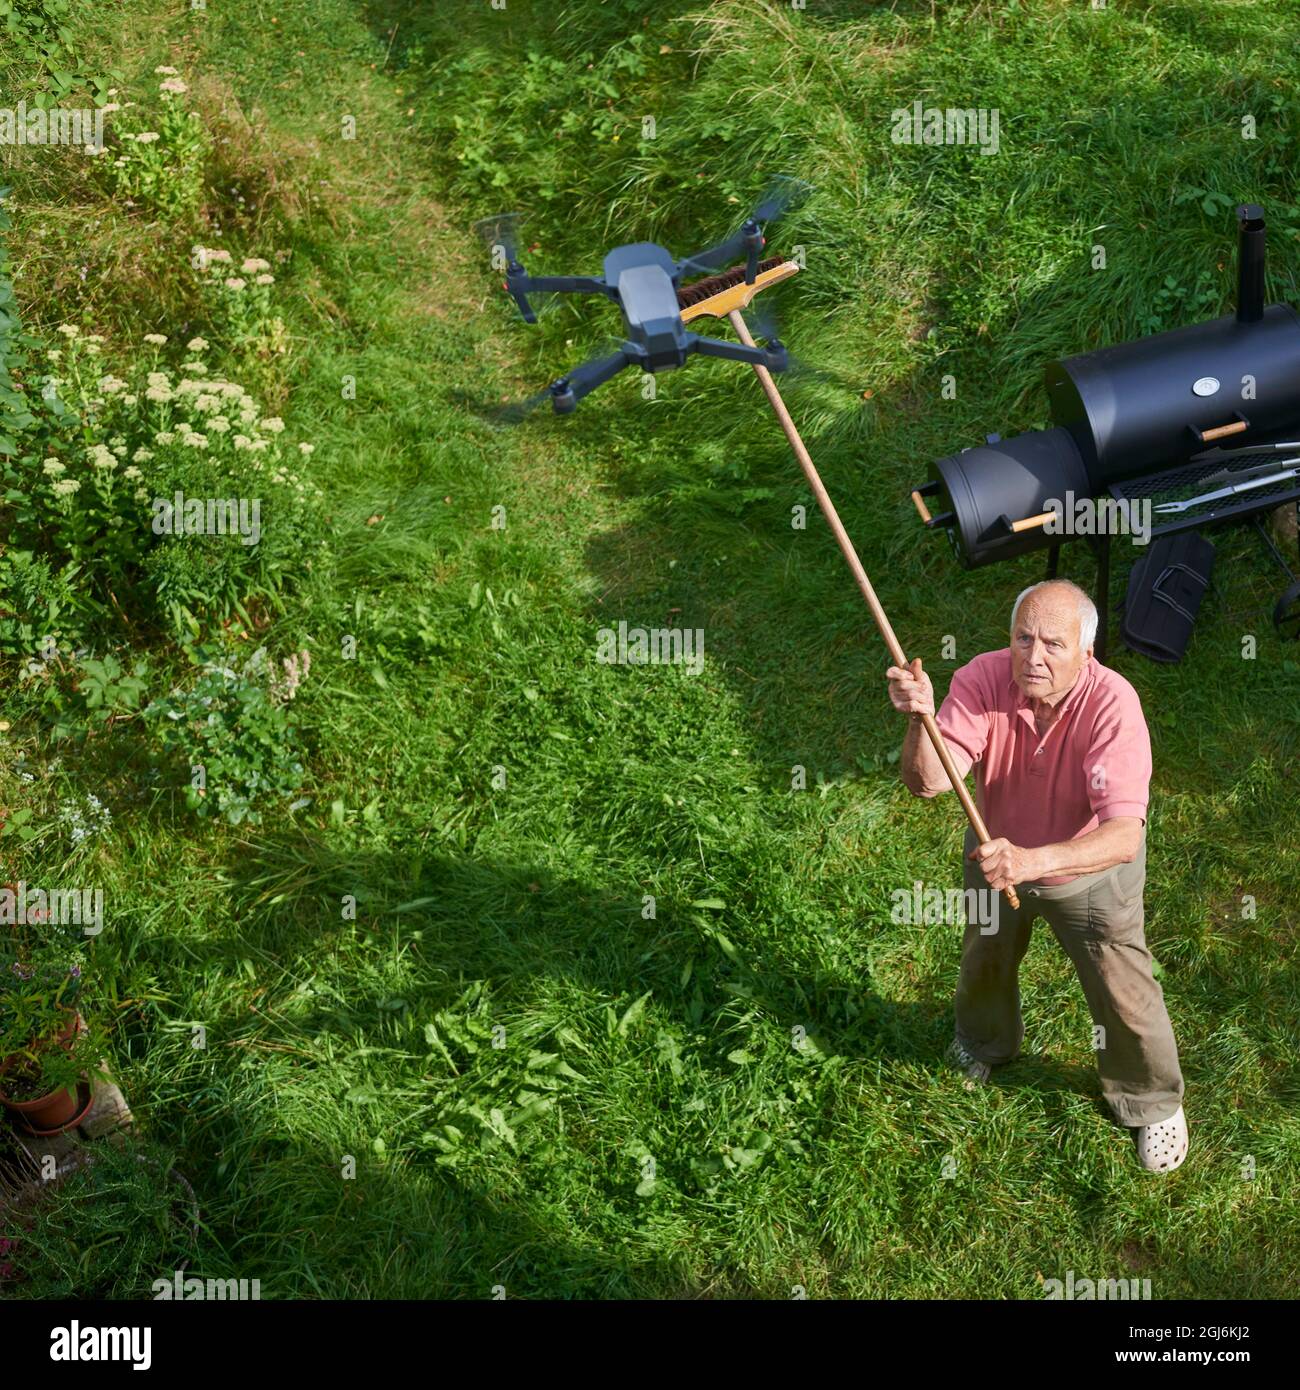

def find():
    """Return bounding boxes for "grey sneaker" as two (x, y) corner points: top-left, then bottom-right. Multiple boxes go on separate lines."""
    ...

(945, 1037), (992, 1089)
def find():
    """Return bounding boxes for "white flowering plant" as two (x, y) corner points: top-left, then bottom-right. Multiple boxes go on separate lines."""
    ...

(1, 192), (125, 647)
(58, 790), (113, 848)
(97, 67), (210, 219)
(4, 322), (323, 643)
(13, 327), (151, 585)
(193, 246), (287, 357)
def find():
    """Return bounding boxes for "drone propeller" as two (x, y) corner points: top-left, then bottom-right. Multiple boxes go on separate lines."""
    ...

(485, 338), (633, 424)
(487, 385), (559, 427)
(473, 211), (525, 271)
(746, 302), (790, 371)
(741, 298), (853, 393)
(750, 174), (813, 225)
(472, 211), (560, 322)
(677, 175), (813, 282)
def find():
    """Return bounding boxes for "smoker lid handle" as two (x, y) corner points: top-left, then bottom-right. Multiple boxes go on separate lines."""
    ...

(1199, 419), (1249, 443)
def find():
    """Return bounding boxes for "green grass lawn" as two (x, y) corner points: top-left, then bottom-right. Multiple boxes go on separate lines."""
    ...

(1, 0), (1298, 1298)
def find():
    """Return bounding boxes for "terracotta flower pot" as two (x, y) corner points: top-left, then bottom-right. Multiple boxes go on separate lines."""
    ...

(0, 1079), (89, 1133)
(0, 1011), (90, 1137)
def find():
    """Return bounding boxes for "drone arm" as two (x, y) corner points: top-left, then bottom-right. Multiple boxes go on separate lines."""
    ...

(503, 271), (610, 325)
(675, 232), (748, 279)
(551, 346), (635, 412)
(509, 272), (610, 295)
(688, 332), (786, 372)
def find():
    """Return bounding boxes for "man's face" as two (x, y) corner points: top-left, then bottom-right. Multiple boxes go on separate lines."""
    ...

(1010, 590), (1091, 703)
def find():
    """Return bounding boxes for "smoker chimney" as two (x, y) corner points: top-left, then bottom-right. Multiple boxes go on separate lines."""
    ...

(1236, 203), (1266, 324)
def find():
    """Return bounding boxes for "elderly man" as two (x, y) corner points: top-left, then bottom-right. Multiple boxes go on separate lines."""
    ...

(886, 579), (1187, 1172)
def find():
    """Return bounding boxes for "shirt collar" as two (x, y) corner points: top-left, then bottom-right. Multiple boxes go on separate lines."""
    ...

(1008, 654), (1096, 714)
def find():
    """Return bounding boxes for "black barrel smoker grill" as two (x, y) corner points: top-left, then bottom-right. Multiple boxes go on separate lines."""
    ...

(911, 204), (1300, 660)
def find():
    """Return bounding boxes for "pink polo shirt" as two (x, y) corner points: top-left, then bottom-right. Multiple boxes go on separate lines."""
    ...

(934, 649), (1151, 885)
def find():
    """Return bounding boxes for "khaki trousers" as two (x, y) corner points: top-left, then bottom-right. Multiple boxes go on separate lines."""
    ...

(955, 827), (1184, 1127)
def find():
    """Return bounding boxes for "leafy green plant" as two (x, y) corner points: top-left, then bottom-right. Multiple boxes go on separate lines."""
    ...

(0, 0), (119, 103)
(1135, 271), (1223, 337)
(143, 642), (306, 825)
(74, 651), (147, 720)
(2, 1137), (199, 1299)
(1174, 186), (1238, 219)
(0, 549), (80, 656)
(47, 649), (149, 741)
(98, 68), (210, 219)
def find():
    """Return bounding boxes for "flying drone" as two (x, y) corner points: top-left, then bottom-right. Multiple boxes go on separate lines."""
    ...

(474, 177), (809, 415)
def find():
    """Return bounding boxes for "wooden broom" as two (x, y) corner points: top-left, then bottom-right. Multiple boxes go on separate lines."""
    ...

(676, 262), (1020, 910)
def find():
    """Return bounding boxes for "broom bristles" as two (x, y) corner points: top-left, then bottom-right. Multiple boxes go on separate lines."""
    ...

(676, 257), (785, 307)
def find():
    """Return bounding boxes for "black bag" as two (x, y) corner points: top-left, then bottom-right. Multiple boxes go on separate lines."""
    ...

(1119, 530), (1215, 663)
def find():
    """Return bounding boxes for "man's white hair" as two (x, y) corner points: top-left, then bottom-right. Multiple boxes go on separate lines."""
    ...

(1010, 579), (1098, 651)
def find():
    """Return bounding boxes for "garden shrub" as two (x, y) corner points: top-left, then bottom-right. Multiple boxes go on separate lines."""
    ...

(143, 641), (308, 826)
(3, 303), (322, 645)
(96, 66), (210, 220)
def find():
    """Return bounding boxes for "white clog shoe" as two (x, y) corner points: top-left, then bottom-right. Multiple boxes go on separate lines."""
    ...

(1135, 1105), (1188, 1172)
(945, 1037), (991, 1089)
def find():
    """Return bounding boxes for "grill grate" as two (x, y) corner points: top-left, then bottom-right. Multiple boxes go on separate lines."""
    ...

(1108, 449), (1300, 536)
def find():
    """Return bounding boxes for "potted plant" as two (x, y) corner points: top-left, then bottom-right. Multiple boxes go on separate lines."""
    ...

(0, 907), (101, 1136)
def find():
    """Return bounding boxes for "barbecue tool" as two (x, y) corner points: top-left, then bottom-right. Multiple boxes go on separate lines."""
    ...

(1192, 439), (1300, 463)
(1193, 454), (1300, 489)
(1153, 464), (1300, 513)
(725, 306), (1021, 911)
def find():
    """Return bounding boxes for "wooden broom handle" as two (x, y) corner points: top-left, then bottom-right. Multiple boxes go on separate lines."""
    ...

(728, 309), (1019, 911)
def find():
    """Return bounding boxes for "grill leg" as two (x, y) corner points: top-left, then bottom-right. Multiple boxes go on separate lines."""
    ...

(1045, 543), (1060, 580)
(1095, 533), (1111, 663)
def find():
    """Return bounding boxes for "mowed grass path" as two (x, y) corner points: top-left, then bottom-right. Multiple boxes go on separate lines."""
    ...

(7, 0), (1299, 1297)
